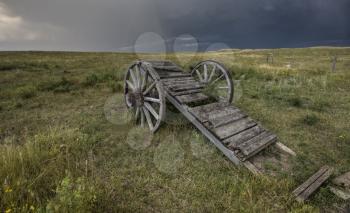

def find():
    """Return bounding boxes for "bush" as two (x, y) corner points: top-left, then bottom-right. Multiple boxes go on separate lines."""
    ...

(15, 85), (37, 99)
(108, 81), (123, 93)
(84, 73), (99, 87)
(288, 97), (303, 108)
(302, 114), (320, 126)
(38, 77), (76, 93)
(46, 174), (97, 212)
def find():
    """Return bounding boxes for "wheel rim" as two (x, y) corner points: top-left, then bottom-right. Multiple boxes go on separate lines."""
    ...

(124, 62), (165, 132)
(191, 61), (234, 103)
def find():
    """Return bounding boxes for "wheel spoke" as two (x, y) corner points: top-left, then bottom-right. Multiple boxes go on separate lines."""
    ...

(210, 74), (224, 85)
(218, 86), (229, 89)
(141, 70), (148, 91)
(129, 69), (137, 86)
(204, 64), (208, 82)
(143, 107), (154, 130)
(218, 96), (226, 101)
(143, 81), (156, 95)
(144, 102), (159, 120)
(135, 107), (140, 119)
(135, 65), (141, 88)
(208, 64), (216, 82)
(195, 69), (204, 82)
(126, 80), (135, 91)
(144, 97), (160, 103)
(140, 109), (145, 127)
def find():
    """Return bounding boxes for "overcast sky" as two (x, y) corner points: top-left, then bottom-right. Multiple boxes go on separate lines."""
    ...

(0, 0), (349, 51)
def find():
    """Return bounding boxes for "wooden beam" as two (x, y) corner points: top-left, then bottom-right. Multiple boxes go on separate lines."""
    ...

(176, 93), (210, 104)
(243, 161), (262, 175)
(275, 142), (296, 157)
(293, 166), (333, 202)
(213, 117), (257, 140)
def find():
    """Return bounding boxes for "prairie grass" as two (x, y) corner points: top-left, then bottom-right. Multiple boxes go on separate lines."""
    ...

(0, 48), (349, 211)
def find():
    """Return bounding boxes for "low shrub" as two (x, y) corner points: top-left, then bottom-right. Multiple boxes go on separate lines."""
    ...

(15, 85), (37, 99)
(108, 81), (124, 93)
(84, 71), (124, 87)
(301, 114), (320, 126)
(38, 77), (76, 93)
(84, 73), (99, 87)
(288, 97), (303, 108)
(46, 174), (97, 212)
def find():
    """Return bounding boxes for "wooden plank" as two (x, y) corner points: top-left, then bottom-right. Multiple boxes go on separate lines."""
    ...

(161, 77), (195, 83)
(148, 61), (176, 67)
(170, 83), (205, 92)
(162, 80), (197, 86)
(163, 82), (200, 90)
(293, 166), (333, 202)
(176, 93), (210, 104)
(209, 110), (247, 128)
(207, 107), (240, 121)
(188, 103), (236, 123)
(159, 73), (191, 79)
(189, 102), (230, 116)
(243, 161), (262, 175)
(275, 142), (297, 156)
(213, 117), (257, 140)
(293, 166), (329, 196)
(238, 131), (277, 159)
(154, 66), (182, 72)
(296, 167), (333, 202)
(224, 125), (264, 147)
(168, 88), (203, 96)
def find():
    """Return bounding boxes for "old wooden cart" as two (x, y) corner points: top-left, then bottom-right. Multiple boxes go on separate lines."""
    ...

(123, 60), (295, 173)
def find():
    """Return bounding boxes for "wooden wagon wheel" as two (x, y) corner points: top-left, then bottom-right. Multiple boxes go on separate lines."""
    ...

(124, 62), (165, 132)
(191, 60), (234, 103)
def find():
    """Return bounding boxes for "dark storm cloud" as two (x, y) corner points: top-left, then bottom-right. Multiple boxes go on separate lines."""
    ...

(155, 0), (350, 49)
(0, 0), (349, 51)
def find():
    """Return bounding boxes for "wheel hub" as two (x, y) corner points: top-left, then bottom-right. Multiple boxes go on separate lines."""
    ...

(127, 91), (144, 107)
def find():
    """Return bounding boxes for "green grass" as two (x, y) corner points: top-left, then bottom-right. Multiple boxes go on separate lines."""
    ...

(0, 48), (350, 212)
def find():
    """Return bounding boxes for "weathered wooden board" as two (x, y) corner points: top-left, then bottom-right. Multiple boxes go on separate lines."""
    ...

(293, 166), (333, 202)
(213, 117), (257, 140)
(168, 88), (203, 96)
(163, 82), (200, 90)
(237, 131), (277, 160)
(170, 83), (205, 92)
(206, 107), (240, 122)
(159, 72), (192, 79)
(148, 61), (176, 67)
(161, 77), (195, 83)
(209, 110), (246, 128)
(176, 93), (210, 104)
(188, 103), (236, 123)
(243, 161), (262, 175)
(154, 66), (182, 72)
(275, 142), (297, 156)
(224, 125), (264, 147)
(162, 80), (197, 86)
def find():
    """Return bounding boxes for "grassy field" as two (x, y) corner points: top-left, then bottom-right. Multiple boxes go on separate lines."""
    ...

(0, 48), (350, 212)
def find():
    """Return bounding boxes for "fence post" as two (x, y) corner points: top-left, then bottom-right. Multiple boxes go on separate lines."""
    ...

(331, 56), (337, 72)
(267, 53), (274, 64)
